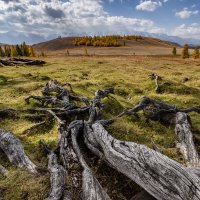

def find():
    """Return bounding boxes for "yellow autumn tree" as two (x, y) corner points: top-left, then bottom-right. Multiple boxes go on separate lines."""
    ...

(28, 46), (36, 57)
(10, 45), (18, 59)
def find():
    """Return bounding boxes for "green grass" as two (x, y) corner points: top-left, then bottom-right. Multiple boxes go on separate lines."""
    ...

(0, 55), (200, 199)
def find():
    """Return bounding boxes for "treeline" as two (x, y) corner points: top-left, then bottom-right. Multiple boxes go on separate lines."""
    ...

(172, 44), (200, 59)
(0, 42), (35, 57)
(74, 35), (143, 47)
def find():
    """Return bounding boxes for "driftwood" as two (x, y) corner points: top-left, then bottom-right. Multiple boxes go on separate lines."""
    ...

(0, 129), (38, 173)
(0, 58), (46, 66)
(1, 80), (200, 199)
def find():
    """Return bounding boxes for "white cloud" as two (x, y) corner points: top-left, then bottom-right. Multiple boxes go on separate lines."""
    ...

(175, 8), (199, 19)
(0, 0), (165, 43)
(136, 0), (162, 12)
(172, 23), (200, 39)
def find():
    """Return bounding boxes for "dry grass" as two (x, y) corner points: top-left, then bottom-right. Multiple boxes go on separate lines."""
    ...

(0, 55), (200, 199)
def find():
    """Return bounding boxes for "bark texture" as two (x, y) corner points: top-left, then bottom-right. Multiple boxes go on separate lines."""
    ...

(85, 122), (200, 200)
(1, 79), (200, 200)
(0, 129), (38, 173)
(175, 112), (200, 167)
(45, 151), (66, 200)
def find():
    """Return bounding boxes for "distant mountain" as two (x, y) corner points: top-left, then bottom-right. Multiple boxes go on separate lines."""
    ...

(1, 30), (200, 47)
(136, 32), (200, 47)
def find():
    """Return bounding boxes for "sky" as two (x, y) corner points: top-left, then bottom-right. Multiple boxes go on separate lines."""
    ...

(0, 0), (199, 44)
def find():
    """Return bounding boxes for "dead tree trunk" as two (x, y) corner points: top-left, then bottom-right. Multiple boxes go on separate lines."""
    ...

(84, 122), (200, 200)
(0, 129), (38, 173)
(175, 112), (200, 167)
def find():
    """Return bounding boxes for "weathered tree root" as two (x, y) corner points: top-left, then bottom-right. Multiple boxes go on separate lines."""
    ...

(149, 73), (161, 93)
(40, 141), (67, 200)
(175, 112), (200, 167)
(0, 129), (38, 173)
(1, 80), (200, 200)
(84, 122), (200, 200)
(124, 96), (200, 167)
(70, 121), (111, 200)
(0, 58), (46, 66)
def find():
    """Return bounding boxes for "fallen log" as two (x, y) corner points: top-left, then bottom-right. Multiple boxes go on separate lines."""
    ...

(0, 129), (38, 173)
(0, 58), (46, 66)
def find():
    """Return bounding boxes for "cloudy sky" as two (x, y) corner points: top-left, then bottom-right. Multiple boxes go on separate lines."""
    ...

(0, 0), (199, 44)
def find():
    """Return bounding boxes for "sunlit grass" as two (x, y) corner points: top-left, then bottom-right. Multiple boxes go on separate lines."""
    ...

(0, 55), (200, 199)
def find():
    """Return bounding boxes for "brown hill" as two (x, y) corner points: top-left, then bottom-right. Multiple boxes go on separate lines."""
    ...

(33, 36), (180, 52)
(33, 37), (75, 51)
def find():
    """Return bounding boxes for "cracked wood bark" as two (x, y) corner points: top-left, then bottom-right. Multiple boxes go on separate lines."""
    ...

(0, 129), (38, 173)
(70, 121), (111, 200)
(84, 122), (200, 200)
(46, 110), (81, 194)
(43, 146), (67, 200)
(125, 97), (200, 166)
(175, 112), (200, 167)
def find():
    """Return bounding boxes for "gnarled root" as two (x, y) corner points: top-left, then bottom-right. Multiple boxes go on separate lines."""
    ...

(0, 129), (38, 173)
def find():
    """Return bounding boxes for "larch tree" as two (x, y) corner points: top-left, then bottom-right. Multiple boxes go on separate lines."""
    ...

(181, 44), (189, 59)
(193, 47), (200, 59)
(172, 47), (177, 56)
(10, 46), (19, 58)
(28, 46), (36, 57)
(0, 46), (5, 57)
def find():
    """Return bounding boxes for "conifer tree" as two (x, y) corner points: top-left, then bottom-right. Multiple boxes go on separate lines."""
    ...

(4, 46), (11, 57)
(84, 48), (88, 56)
(16, 44), (22, 56)
(0, 46), (5, 57)
(181, 44), (189, 59)
(172, 47), (177, 56)
(193, 47), (200, 59)
(21, 42), (29, 56)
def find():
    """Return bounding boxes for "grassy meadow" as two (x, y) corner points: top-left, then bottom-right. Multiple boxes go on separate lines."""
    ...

(0, 55), (200, 199)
